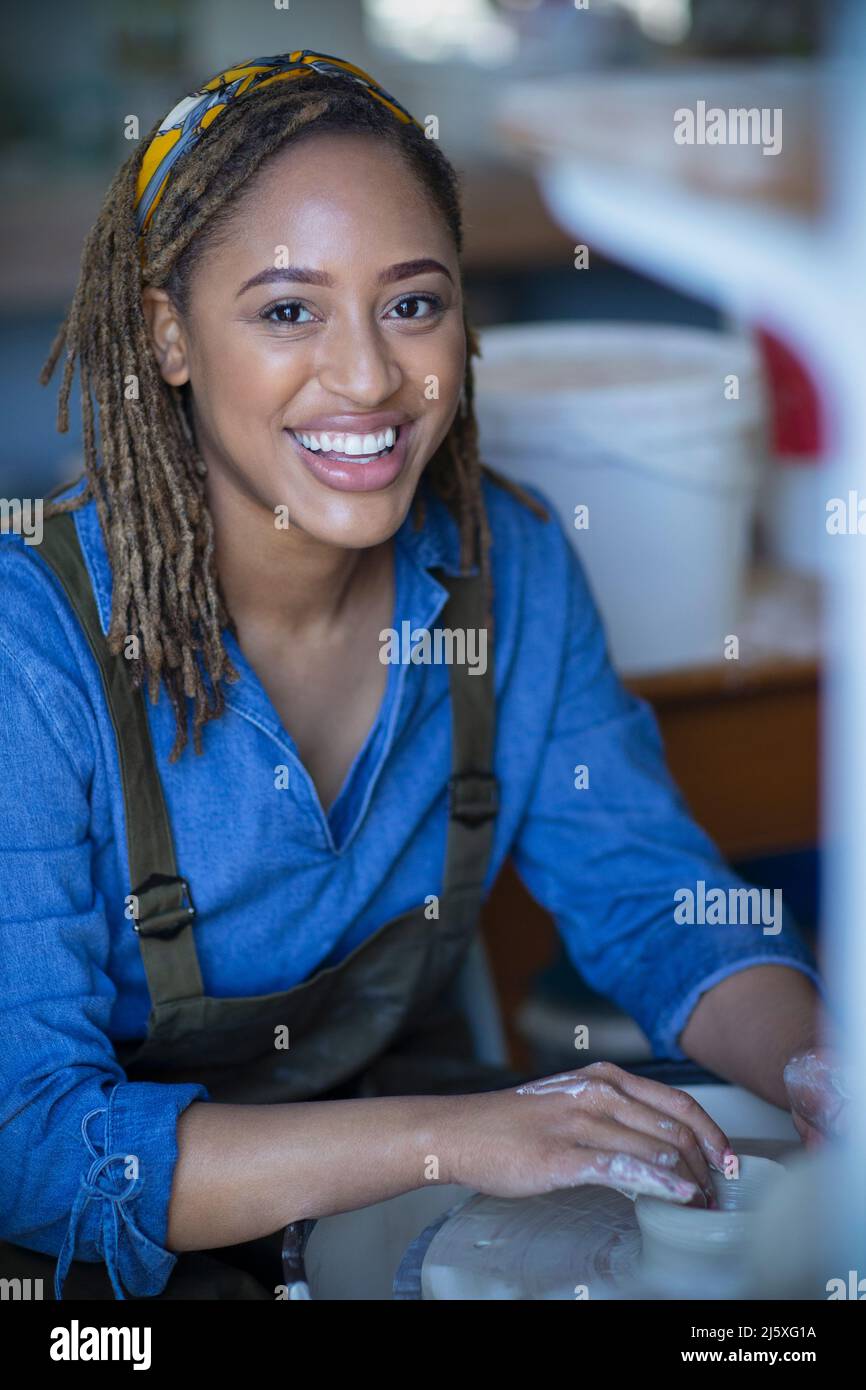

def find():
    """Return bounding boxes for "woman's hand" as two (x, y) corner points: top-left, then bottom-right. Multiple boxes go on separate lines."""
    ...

(783, 1046), (850, 1148)
(446, 1062), (733, 1208)
(166, 1069), (733, 1251)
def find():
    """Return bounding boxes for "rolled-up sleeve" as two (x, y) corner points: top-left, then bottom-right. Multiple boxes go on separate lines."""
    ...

(510, 514), (822, 1060)
(0, 624), (206, 1299)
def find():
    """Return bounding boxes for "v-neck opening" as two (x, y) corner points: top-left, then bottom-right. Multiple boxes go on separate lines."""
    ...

(220, 530), (452, 856)
(322, 653), (401, 850)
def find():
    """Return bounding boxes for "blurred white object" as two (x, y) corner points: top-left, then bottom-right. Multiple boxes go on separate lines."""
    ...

(499, 64), (817, 212)
(364, 0), (516, 65)
(758, 461), (828, 577)
(747, 1146), (845, 1299)
(494, 28), (866, 1268)
(474, 322), (766, 674)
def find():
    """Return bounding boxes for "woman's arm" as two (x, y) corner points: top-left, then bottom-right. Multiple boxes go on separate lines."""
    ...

(166, 1065), (739, 1253)
(503, 494), (822, 1070)
(678, 963), (820, 1108)
(0, 578), (208, 1299)
(166, 1093), (453, 1250)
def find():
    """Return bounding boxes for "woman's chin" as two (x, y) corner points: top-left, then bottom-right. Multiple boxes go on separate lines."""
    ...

(277, 483), (420, 552)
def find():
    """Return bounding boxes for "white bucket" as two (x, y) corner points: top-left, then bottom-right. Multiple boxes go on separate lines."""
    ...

(473, 323), (767, 674)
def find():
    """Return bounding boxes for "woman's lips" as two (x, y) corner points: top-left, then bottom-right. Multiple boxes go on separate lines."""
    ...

(284, 422), (412, 493)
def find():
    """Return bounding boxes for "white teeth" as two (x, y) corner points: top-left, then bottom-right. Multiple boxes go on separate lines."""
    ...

(293, 425), (400, 456)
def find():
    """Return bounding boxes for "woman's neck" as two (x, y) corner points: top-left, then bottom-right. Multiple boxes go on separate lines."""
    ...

(205, 470), (385, 641)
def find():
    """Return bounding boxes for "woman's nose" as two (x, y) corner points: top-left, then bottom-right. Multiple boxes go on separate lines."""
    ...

(317, 320), (402, 406)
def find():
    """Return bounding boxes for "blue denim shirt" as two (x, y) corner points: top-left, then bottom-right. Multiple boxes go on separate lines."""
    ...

(0, 472), (819, 1298)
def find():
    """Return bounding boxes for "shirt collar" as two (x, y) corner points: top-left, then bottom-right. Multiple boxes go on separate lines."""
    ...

(393, 472), (470, 579)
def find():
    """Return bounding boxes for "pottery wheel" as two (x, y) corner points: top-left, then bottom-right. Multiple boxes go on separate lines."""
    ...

(401, 1138), (796, 1300)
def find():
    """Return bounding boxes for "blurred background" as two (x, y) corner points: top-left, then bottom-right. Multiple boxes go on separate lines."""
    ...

(0, 0), (835, 1075)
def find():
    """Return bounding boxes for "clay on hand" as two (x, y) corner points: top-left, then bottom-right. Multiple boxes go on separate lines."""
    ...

(783, 1046), (850, 1145)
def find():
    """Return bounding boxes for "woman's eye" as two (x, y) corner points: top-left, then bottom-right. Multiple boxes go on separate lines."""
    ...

(258, 296), (442, 325)
(388, 295), (441, 321)
(261, 301), (314, 325)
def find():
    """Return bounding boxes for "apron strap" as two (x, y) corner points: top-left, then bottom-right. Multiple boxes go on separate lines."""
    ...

(36, 513), (204, 1004)
(434, 569), (499, 903)
(37, 515), (498, 1012)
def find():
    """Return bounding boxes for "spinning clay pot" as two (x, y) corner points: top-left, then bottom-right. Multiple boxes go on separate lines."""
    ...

(635, 1154), (785, 1297)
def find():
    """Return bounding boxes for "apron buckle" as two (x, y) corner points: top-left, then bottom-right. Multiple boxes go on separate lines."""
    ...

(131, 873), (196, 939)
(448, 772), (499, 827)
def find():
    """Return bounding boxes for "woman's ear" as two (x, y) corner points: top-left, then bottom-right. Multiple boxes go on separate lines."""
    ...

(141, 287), (191, 386)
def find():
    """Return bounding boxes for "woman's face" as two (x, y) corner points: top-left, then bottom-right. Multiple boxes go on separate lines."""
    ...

(145, 131), (465, 550)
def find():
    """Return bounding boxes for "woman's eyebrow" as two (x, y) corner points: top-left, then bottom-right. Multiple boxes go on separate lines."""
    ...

(378, 258), (453, 285)
(236, 258), (452, 298)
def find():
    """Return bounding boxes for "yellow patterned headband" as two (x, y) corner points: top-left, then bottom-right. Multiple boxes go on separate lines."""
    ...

(134, 50), (423, 236)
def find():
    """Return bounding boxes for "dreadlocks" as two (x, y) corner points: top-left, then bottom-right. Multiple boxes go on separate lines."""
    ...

(41, 74), (548, 761)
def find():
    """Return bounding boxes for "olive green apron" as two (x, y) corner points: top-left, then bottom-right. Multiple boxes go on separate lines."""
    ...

(1, 511), (520, 1299)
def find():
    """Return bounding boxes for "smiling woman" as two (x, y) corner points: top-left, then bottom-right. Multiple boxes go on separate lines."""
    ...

(145, 134), (469, 549)
(0, 50), (827, 1302)
(41, 53), (519, 762)
(136, 120), (483, 798)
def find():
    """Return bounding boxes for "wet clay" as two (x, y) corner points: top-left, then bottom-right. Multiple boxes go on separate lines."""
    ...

(635, 1154), (785, 1297)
